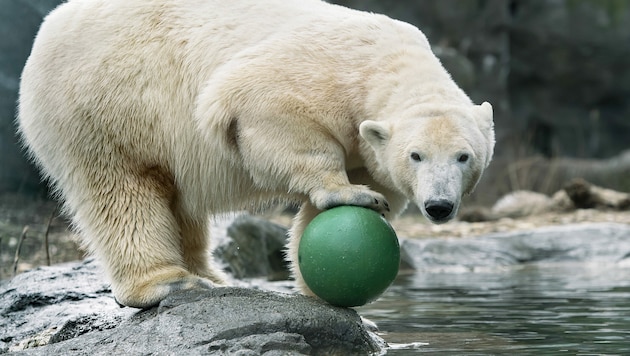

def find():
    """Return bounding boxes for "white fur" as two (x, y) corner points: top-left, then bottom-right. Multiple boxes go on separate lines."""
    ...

(18, 0), (494, 307)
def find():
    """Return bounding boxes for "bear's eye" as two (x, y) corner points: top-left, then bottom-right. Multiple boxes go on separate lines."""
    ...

(410, 152), (422, 162)
(458, 154), (469, 163)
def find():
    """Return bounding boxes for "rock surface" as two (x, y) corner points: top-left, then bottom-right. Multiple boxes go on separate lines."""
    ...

(0, 258), (383, 355)
(0, 259), (135, 353)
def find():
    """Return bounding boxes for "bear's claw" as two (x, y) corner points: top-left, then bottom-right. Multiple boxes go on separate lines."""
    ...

(311, 185), (390, 214)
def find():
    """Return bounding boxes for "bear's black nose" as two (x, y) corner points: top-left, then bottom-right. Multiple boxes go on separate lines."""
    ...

(425, 200), (454, 221)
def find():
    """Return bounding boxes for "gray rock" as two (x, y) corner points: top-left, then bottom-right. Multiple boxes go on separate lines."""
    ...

(401, 223), (630, 271)
(0, 259), (383, 355)
(216, 215), (291, 281)
(12, 287), (382, 355)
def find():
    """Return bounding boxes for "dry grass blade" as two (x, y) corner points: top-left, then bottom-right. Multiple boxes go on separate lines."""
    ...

(44, 205), (59, 266)
(13, 226), (29, 277)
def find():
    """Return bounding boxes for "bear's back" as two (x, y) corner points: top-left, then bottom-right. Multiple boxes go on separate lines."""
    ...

(18, 0), (435, 212)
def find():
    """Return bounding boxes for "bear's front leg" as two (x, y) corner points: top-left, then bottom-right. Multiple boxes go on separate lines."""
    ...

(235, 116), (390, 215)
(198, 66), (390, 214)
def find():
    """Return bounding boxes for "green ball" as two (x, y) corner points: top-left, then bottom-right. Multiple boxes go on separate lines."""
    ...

(298, 206), (400, 307)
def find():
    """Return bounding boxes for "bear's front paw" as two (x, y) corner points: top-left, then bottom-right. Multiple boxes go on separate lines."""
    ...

(311, 185), (390, 214)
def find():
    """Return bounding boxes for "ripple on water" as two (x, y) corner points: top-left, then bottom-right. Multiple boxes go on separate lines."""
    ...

(358, 262), (630, 354)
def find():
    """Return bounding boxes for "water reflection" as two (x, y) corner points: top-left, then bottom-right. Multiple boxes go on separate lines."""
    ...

(358, 262), (630, 354)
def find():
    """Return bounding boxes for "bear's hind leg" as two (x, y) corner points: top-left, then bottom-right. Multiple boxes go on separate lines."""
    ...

(74, 168), (217, 308)
(177, 214), (229, 284)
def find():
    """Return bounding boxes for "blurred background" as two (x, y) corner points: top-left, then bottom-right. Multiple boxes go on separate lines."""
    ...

(345, 0), (629, 203)
(1, 0), (629, 276)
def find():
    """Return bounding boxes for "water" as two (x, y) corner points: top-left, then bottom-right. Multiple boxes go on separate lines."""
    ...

(358, 262), (630, 354)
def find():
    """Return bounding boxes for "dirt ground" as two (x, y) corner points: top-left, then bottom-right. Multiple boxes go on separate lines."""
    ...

(269, 208), (630, 238)
(0, 194), (83, 280)
(2, 193), (629, 280)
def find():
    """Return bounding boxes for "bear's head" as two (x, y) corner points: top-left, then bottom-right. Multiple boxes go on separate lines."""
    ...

(360, 102), (495, 224)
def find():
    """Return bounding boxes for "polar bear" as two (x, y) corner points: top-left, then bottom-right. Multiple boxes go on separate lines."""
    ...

(18, 0), (494, 308)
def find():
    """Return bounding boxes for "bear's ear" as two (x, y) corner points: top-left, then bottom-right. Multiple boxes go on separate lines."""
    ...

(474, 102), (493, 130)
(473, 101), (496, 169)
(359, 120), (391, 149)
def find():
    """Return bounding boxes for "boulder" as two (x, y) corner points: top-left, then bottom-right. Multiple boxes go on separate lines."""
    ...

(401, 223), (630, 271)
(4, 284), (382, 355)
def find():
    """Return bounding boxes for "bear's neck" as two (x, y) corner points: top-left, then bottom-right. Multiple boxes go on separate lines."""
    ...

(362, 47), (472, 121)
